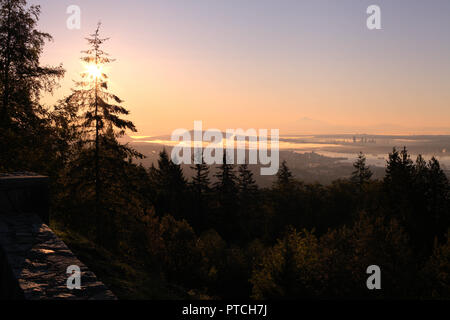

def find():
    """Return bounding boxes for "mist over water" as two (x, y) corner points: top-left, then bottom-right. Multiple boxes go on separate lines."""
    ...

(128, 134), (450, 169)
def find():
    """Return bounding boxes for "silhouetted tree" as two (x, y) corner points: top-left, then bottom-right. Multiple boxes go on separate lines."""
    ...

(238, 163), (257, 195)
(66, 23), (138, 218)
(351, 152), (372, 189)
(384, 147), (415, 219)
(151, 149), (187, 218)
(0, 0), (64, 172)
(214, 151), (238, 195)
(0, 0), (64, 124)
(61, 24), (142, 245)
(423, 157), (450, 243)
(188, 151), (210, 230)
(213, 151), (238, 240)
(383, 148), (450, 257)
(235, 163), (261, 242)
(191, 150), (210, 195)
(385, 147), (414, 188)
(275, 160), (293, 188)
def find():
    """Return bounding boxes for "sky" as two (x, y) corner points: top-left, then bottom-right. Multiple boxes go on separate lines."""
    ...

(31, 0), (450, 135)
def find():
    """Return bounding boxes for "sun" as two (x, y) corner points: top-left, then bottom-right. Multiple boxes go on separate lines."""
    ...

(85, 64), (103, 79)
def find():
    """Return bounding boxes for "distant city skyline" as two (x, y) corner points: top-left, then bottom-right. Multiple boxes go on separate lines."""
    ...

(32, 0), (450, 135)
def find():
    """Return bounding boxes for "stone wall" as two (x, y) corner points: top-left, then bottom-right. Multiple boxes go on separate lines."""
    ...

(0, 173), (116, 300)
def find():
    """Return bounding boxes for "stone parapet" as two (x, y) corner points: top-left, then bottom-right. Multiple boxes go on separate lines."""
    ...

(0, 173), (116, 300)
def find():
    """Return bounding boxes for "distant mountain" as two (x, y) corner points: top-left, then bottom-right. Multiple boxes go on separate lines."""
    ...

(287, 117), (450, 135)
(123, 118), (450, 142)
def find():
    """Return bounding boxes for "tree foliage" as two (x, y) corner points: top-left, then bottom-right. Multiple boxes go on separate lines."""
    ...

(351, 151), (373, 189)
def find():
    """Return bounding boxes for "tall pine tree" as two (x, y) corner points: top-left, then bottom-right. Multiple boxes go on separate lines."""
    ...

(214, 150), (237, 195)
(275, 160), (293, 188)
(351, 152), (373, 189)
(213, 150), (238, 240)
(191, 150), (210, 195)
(151, 149), (187, 218)
(188, 150), (210, 230)
(238, 163), (257, 195)
(65, 23), (141, 240)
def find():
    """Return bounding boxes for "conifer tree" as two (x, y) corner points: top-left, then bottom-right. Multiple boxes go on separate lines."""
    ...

(67, 23), (139, 214)
(351, 152), (373, 189)
(238, 163), (257, 195)
(151, 149), (187, 218)
(384, 147), (415, 196)
(62, 23), (141, 243)
(385, 147), (414, 181)
(214, 150), (237, 195)
(425, 157), (450, 241)
(212, 150), (238, 239)
(188, 150), (210, 230)
(191, 150), (210, 195)
(275, 160), (293, 188)
(154, 149), (186, 190)
(414, 154), (428, 182)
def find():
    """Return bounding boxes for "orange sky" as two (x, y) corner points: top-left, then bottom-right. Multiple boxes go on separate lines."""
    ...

(35, 0), (450, 136)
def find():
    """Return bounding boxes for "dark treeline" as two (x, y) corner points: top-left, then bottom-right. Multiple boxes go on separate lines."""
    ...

(1, 0), (449, 299)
